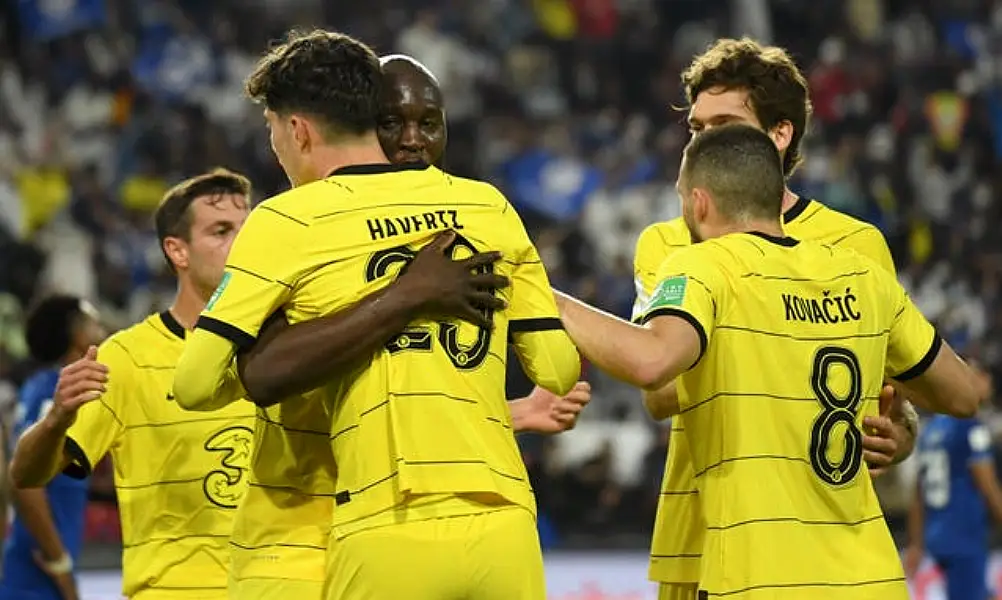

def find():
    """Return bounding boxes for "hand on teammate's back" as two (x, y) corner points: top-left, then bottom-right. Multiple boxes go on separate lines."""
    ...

(398, 230), (509, 329)
(49, 346), (107, 429)
(862, 415), (897, 477)
(862, 384), (899, 477)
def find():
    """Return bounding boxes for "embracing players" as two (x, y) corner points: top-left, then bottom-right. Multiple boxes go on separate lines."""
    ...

(238, 52), (590, 434)
(559, 123), (983, 599)
(633, 38), (919, 600)
(173, 31), (579, 600)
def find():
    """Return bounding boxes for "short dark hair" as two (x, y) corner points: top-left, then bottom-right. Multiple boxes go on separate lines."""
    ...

(154, 168), (251, 272)
(681, 124), (785, 220)
(25, 295), (85, 363)
(682, 38), (811, 178)
(245, 29), (382, 137)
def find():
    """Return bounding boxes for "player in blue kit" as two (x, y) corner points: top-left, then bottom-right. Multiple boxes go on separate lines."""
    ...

(906, 368), (1002, 600)
(0, 295), (106, 600)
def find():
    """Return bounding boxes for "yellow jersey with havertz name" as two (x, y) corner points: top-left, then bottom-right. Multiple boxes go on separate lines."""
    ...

(185, 163), (579, 577)
(64, 311), (254, 600)
(632, 198), (897, 586)
(638, 231), (932, 599)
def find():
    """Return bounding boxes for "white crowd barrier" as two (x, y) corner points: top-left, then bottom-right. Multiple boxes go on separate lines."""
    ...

(76, 551), (1002, 600)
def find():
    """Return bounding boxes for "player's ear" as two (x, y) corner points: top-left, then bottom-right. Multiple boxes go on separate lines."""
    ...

(768, 120), (794, 157)
(691, 187), (712, 222)
(289, 116), (314, 153)
(163, 236), (189, 271)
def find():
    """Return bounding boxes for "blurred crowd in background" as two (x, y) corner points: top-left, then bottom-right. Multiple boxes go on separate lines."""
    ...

(2, 0), (1002, 554)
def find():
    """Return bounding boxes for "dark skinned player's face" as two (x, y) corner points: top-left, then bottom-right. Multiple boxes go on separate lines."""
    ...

(377, 73), (447, 166)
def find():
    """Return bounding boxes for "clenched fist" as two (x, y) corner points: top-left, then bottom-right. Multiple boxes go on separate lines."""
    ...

(49, 346), (108, 429)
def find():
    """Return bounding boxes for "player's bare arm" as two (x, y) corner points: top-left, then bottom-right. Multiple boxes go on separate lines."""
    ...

(555, 291), (700, 407)
(893, 343), (983, 418)
(641, 382), (678, 421)
(965, 367), (1002, 525)
(10, 348), (106, 488)
(14, 487), (80, 599)
(970, 456), (1002, 526)
(237, 230), (509, 406)
(903, 479), (925, 577)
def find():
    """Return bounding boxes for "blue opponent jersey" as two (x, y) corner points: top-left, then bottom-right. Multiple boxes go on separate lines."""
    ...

(917, 414), (994, 557)
(0, 369), (90, 600)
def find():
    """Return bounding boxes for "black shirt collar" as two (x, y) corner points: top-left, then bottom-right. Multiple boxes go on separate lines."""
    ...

(159, 311), (186, 340)
(782, 196), (812, 224)
(327, 162), (429, 176)
(748, 231), (800, 247)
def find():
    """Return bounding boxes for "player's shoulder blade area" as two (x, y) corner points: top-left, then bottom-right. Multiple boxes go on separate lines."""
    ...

(787, 198), (878, 242)
(259, 179), (337, 221)
(445, 172), (509, 206)
(639, 217), (692, 250)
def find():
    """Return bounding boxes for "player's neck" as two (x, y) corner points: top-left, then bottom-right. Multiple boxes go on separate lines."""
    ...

(779, 188), (800, 214)
(308, 133), (389, 181)
(719, 218), (785, 239)
(169, 283), (208, 331)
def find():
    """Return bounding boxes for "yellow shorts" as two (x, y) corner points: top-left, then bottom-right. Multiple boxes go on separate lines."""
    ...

(324, 506), (544, 600)
(229, 577), (324, 600)
(658, 583), (700, 600)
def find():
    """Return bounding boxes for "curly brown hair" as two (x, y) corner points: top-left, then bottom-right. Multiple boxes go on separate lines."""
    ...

(682, 38), (812, 178)
(245, 29), (382, 138)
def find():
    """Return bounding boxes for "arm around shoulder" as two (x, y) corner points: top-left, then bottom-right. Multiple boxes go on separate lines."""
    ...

(504, 207), (581, 396)
(511, 326), (581, 397)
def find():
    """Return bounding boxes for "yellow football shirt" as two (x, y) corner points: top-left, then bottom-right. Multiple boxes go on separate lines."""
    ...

(637, 231), (933, 599)
(178, 163), (580, 577)
(64, 312), (254, 599)
(633, 198), (897, 585)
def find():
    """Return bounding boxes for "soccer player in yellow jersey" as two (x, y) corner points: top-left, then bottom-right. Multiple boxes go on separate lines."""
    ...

(172, 30), (580, 600)
(631, 38), (918, 600)
(557, 124), (985, 600)
(239, 53), (592, 432)
(10, 169), (258, 600)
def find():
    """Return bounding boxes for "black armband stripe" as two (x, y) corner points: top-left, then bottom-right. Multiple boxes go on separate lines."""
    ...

(508, 317), (563, 333)
(893, 334), (943, 382)
(196, 316), (257, 351)
(63, 437), (91, 479)
(640, 307), (707, 368)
